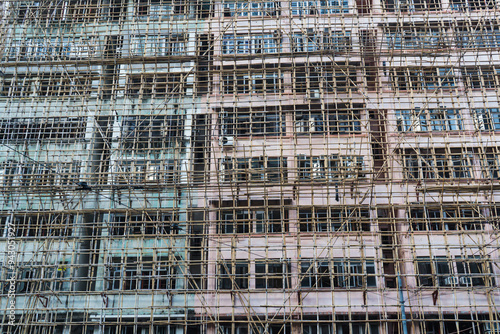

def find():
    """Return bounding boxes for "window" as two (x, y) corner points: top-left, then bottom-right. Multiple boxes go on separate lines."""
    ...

(218, 261), (249, 289)
(421, 317), (495, 334)
(23, 0), (101, 23)
(451, 0), (494, 10)
(2, 161), (79, 188)
(303, 323), (334, 334)
(324, 30), (352, 52)
(0, 73), (96, 96)
(17, 265), (39, 293)
(298, 259), (376, 288)
(255, 260), (290, 289)
(0, 216), (6, 237)
(65, 0), (101, 21)
(409, 206), (484, 231)
(39, 73), (96, 96)
(136, 0), (191, 18)
(335, 322), (380, 334)
(294, 63), (360, 94)
(0, 117), (86, 142)
(334, 260), (376, 288)
(121, 115), (184, 151)
(292, 30), (322, 52)
(396, 108), (462, 132)
(383, 0), (440, 11)
(295, 106), (362, 135)
(416, 256), (494, 287)
(480, 148), (500, 179)
(385, 24), (449, 49)
(462, 67), (499, 89)
(222, 34), (281, 54)
(40, 262), (70, 292)
(290, 0), (349, 14)
(110, 213), (178, 236)
(3, 36), (99, 61)
(298, 207), (370, 232)
(219, 323), (291, 334)
(219, 210), (250, 233)
(14, 213), (74, 237)
(455, 257), (491, 287)
(0, 75), (33, 97)
(108, 257), (178, 291)
(116, 160), (178, 185)
(402, 148), (473, 180)
(304, 322), (379, 334)
(131, 34), (188, 57)
(222, 66), (283, 95)
(16, 1), (41, 23)
(0, 160), (18, 188)
(220, 156), (287, 183)
(223, 1), (279, 17)
(297, 155), (364, 181)
(218, 209), (287, 233)
(104, 325), (155, 334)
(472, 108), (500, 131)
(127, 73), (186, 98)
(390, 67), (456, 91)
(220, 108), (285, 136)
(14, 262), (68, 293)
(300, 260), (332, 288)
(291, 29), (351, 52)
(456, 21), (500, 48)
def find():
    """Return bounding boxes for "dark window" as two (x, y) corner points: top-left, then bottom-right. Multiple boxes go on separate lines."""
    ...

(300, 260), (332, 288)
(218, 209), (287, 233)
(255, 260), (290, 289)
(222, 1), (280, 17)
(14, 214), (74, 237)
(472, 108), (500, 131)
(126, 73), (186, 98)
(299, 207), (370, 232)
(402, 149), (472, 180)
(451, 0), (494, 10)
(456, 22), (500, 48)
(110, 213), (178, 236)
(410, 206), (483, 231)
(218, 261), (249, 289)
(221, 156), (287, 183)
(416, 257), (494, 287)
(121, 115), (184, 151)
(108, 257), (177, 291)
(297, 155), (364, 181)
(385, 24), (448, 49)
(219, 210), (250, 233)
(396, 109), (462, 132)
(222, 66), (283, 95)
(383, 0), (440, 11)
(390, 68), (455, 91)
(462, 67), (498, 89)
(332, 260), (376, 288)
(221, 108), (285, 137)
(0, 117), (86, 142)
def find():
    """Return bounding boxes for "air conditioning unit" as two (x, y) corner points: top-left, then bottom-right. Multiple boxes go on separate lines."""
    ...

(459, 276), (472, 286)
(310, 89), (320, 99)
(219, 136), (234, 147)
(443, 276), (459, 286)
(312, 161), (324, 179)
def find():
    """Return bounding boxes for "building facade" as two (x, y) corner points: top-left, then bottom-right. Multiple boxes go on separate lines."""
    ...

(0, 0), (500, 333)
